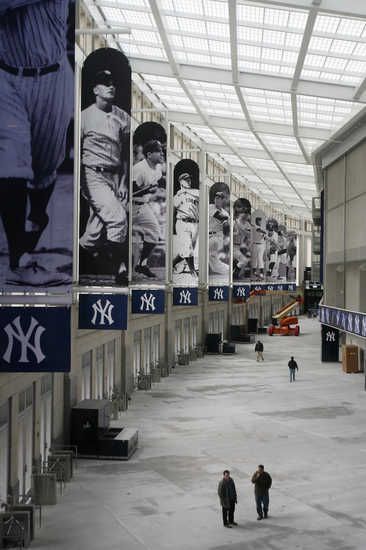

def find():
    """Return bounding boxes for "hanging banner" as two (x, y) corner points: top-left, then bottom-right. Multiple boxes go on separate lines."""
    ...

(0, 1), (75, 293)
(78, 294), (128, 330)
(173, 287), (198, 306)
(232, 285), (250, 301)
(251, 209), (267, 282)
(286, 230), (297, 283)
(131, 289), (165, 314)
(132, 122), (167, 284)
(233, 198), (252, 283)
(172, 159), (199, 286)
(0, 307), (70, 372)
(208, 286), (229, 302)
(208, 182), (230, 285)
(79, 47), (131, 287)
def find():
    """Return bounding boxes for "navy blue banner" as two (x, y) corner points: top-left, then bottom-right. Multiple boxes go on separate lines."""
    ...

(132, 289), (165, 314)
(232, 285), (250, 300)
(319, 305), (366, 338)
(208, 286), (229, 302)
(173, 287), (198, 306)
(79, 294), (127, 330)
(0, 307), (70, 372)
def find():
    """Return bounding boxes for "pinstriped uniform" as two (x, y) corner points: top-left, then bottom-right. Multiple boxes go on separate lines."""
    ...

(0, 0), (73, 185)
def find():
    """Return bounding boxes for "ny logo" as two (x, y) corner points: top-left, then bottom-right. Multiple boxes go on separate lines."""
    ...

(91, 299), (114, 326)
(140, 292), (156, 311)
(179, 290), (191, 304)
(362, 316), (366, 336)
(326, 331), (335, 342)
(3, 316), (45, 364)
(347, 314), (353, 331)
(214, 288), (224, 300)
(267, 285), (274, 291)
(354, 315), (360, 334)
(278, 285), (283, 291)
(236, 287), (246, 297)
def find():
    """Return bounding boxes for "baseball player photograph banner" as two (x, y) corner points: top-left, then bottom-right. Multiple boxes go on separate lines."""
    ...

(251, 209), (267, 282)
(78, 294), (128, 330)
(131, 289), (165, 314)
(79, 47), (131, 288)
(0, 1), (75, 293)
(173, 287), (198, 306)
(208, 286), (229, 302)
(233, 198), (252, 283)
(208, 182), (231, 285)
(172, 159), (199, 286)
(132, 122), (167, 284)
(0, 307), (71, 373)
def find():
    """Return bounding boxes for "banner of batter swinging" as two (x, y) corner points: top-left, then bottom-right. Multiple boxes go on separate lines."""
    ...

(172, 159), (200, 286)
(79, 47), (131, 288)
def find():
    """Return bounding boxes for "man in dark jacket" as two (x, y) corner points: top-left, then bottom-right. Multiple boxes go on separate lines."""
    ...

(288, 356), (298, 382)
(255, 340), (264, 362)
(251, 464), (272, 520)
(218, 470), (238, 527)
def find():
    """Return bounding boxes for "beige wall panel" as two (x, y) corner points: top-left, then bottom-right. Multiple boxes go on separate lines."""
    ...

(346, 141), (366, 201)
(326, 206), (344, 255)
(326, 158), (345, 210)
(345, 262), (360, 311)
(345, 194), (366, 256)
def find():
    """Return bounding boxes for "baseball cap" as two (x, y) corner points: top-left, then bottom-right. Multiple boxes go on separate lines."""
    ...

(178, 172), (191, 182)
(94, 70), (114, 86)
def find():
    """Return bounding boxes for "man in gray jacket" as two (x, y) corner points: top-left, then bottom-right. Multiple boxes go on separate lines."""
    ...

(218, 470), (238, 528)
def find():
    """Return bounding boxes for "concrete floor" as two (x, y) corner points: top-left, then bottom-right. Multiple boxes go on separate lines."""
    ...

(32, 318), (366, 550)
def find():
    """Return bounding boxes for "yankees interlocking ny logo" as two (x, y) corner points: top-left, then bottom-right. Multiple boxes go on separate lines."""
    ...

(236, 287), (246, 297)
(140, 292), (156, 311)
(213, 288), (224, 300)
(326, 331), (335, 342)
(3, 316), (45, 364)
(267, 285), (274, 291)
(91, 298), (114, 326)
(354, 315), (360, 334)
(179, 290), (191, 304)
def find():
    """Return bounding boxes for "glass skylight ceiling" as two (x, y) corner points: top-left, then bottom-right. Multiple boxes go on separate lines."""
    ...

(87, 0), (366, 217)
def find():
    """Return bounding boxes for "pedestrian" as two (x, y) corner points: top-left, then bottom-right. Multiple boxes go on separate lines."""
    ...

(255, 340), (264, 362)
(217, 470), (238, 528)
(288, 356), (299, 382)
(251, 464), (272, 520)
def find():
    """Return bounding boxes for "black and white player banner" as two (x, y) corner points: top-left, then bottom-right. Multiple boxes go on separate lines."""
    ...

(208, 182), (230, 286)
(0, 307), (70, 372)
(172, 159), (199, 286)
(208, 286), (229, 302)
(131, 289), (165, 314)
(78, 294), (127, 330)
(79, 48), (131, 288)
(233, 198), (252, 283)
(0, 1), (75, 294)
(132, 122), (167, 284)
(173, 287), (198, 306)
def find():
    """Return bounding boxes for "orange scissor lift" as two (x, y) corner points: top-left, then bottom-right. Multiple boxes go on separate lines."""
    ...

(268, 296), (302, 336)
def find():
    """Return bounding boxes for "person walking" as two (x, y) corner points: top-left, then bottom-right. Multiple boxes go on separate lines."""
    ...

(288, 356), (299, 382)
(251, 464), (272, 520)
(255, 340), (264, 362)
(218, 470), (238, 528)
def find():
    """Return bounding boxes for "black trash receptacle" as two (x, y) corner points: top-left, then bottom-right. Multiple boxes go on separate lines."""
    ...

(247, 318), (258, 333)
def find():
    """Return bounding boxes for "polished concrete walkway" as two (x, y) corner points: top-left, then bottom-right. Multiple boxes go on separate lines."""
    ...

(33, 318), (366, 550)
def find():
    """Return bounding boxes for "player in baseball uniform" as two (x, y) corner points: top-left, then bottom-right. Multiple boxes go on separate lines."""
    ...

(251, 216), (267, 280)
(209, 191), (230, 276)
(80, 69), (130, 286)
(233, 198), (252, 281)
(172, 173), (199, 279)
(266, 218), (279, 279)
(133, 140), (164, 279)
(0, 0), (73, 286)
(277, 224), (288, 280)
